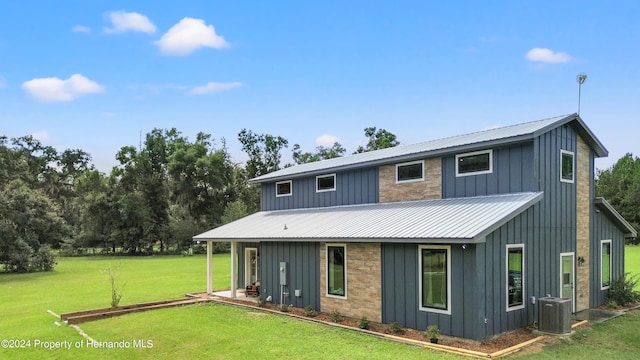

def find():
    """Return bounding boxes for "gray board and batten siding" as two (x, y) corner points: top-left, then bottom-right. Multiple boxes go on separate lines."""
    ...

(261, 167), (379, 211)
(237, 242), (320, 311)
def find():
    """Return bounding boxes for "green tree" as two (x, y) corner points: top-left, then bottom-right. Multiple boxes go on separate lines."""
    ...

(596, 153), (640, 242)
(238, 129), (288, 178)
(354, 127), (399, 154)
(292, 142), (346, 164)
(0, 180), (69, 272)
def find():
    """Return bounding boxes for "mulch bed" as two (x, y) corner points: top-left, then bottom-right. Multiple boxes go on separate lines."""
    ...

(216, 297), (545, 355)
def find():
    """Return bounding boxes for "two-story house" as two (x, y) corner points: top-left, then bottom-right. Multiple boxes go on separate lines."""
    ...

(194, 114), (636, 340)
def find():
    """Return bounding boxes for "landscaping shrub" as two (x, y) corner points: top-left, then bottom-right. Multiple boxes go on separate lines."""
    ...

(304, 305), (317, 317)
(608, 273), (640, 306)
(358, 316), (369, 330)
(330, 310), (342, 323)
(388, 321), (403, 334)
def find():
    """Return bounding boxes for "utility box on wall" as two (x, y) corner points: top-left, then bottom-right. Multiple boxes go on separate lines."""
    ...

(538, 297), (571, 334)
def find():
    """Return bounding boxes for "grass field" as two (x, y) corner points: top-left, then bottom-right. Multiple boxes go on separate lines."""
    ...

(1, 246), (639, 359)
(626, 245), (640, 290)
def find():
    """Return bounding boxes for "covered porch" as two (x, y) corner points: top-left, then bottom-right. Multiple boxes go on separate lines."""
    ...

(200, 240), (260, 299)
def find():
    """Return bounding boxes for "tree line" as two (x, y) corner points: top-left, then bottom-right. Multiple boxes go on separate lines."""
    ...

(0, 127), (398, 272)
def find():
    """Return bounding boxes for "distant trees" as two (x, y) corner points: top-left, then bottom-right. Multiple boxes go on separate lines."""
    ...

(596, 153), (640, 243)
(0, 125), (402, 272)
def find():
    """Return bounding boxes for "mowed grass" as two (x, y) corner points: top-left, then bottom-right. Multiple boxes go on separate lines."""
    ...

(626, 245), (640, 290)
(2, 247), (640, 359)
(0, 255), (455, 360)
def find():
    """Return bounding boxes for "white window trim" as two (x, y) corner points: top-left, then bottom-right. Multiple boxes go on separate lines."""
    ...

(560, 149), (575, 183)
(275, 180), (292, 197)
(559, 252), (576, 313)
(316, 173), (336, 193)
(418, 245), (451, 315)
(326, 243), (347, 299)
(455, 149), (493, 177)
(506, 244), (525, 312)
(396, 160), (425, 183)
(601, 240), (612, 290)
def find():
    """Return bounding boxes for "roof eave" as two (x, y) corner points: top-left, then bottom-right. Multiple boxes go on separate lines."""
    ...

(594, 197), (637, 238)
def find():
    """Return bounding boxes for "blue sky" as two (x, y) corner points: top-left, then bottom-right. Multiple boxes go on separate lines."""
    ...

(1, 1), (638, 173)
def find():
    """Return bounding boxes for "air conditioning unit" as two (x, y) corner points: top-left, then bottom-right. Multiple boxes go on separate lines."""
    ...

(538, 297), (571, 334)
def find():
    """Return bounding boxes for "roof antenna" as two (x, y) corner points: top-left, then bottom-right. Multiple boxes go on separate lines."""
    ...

(576, 73), (587, 115)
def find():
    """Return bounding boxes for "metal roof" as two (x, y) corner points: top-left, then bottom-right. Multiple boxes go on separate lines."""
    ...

(594, 198), (637, 238)
(193, 192), (543, 243)
(251, 113), (607, 183)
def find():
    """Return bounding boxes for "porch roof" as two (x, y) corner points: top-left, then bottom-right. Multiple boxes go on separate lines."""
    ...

(193, 192), (543, 244)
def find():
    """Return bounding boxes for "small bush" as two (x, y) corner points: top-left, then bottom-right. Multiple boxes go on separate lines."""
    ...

(304, 305), (317, 317)
(425, 325), (440, 340)
(389, 321), (403, 334)
(30, 245), (57, 272)
(280, 303), (290, 312)
(256, 296), (266, 307)
(608, 273), (640, 306)
(330, 310), (342, 323)
(358, 316), (369, 330)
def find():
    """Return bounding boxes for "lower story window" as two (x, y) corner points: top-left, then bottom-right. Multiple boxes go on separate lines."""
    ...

(327, 244), (346, 297)
(507, 244), (524, 310)
(419, 245), (450, 314)
(601, 240), (611, 289)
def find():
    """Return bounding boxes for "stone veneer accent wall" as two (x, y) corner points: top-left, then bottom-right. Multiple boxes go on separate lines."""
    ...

(576, 136), (591, 311)
(319, 242), (382, 322)
(379, 158), (442, 203)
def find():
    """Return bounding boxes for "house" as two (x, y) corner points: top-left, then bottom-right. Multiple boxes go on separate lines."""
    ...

(194, 114), (636, 340)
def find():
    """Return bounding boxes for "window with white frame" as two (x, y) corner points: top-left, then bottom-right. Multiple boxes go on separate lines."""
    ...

(506, 244), (525, 310)
(275, 180), (292, 197)
(396, 160), (424, 183)
(560, 150), (575, 183)
(316, 174), (336, 192)
(456, 149), (493, 177)
(327, 244), (346, 297)
(601, 240), (612, 289)
(419, 245), (451, 314)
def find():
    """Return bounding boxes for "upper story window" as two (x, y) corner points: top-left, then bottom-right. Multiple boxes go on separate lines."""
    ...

(419, 245), (451, 315)
(275, 180), (292, 197)
(455, 149), (493, 177)
(506, 244), (525, 311)
(316, 174), (336, 192)
(560, 150), (575, 183)
(396, 160), (424, 183)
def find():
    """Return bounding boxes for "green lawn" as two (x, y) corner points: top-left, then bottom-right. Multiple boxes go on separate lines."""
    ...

(626, 245), (640, 290)
(1, 247), (640, 359)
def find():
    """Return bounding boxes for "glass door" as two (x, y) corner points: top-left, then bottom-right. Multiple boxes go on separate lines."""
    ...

(245, 248), (259, 286)
(560, 253), (575, 312)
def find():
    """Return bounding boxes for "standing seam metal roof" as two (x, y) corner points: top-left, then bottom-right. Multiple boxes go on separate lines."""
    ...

(251, 113), (607, 183)
(193, 192), (543, 243)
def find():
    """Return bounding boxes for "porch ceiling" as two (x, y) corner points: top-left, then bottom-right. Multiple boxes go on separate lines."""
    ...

(194, 192), (543, 244)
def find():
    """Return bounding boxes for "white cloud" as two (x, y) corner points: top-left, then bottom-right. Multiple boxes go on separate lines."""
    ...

(525, 48), (572, 63)
(31, 130), (49, 141)
(104, 10), (156, 34)
(316, 134), (341, 147)
(155, 17), (228, 56)
(72, 25), (91, 34)
(21, 74), (105, 102)
(188, 81), (241, 95)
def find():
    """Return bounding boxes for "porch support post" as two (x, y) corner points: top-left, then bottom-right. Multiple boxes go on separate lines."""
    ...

(206, 241), (213, 294)
(230, 241), (238, 298)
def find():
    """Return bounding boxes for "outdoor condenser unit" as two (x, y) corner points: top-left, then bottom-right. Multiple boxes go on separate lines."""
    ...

(538, 297), (571, 334)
